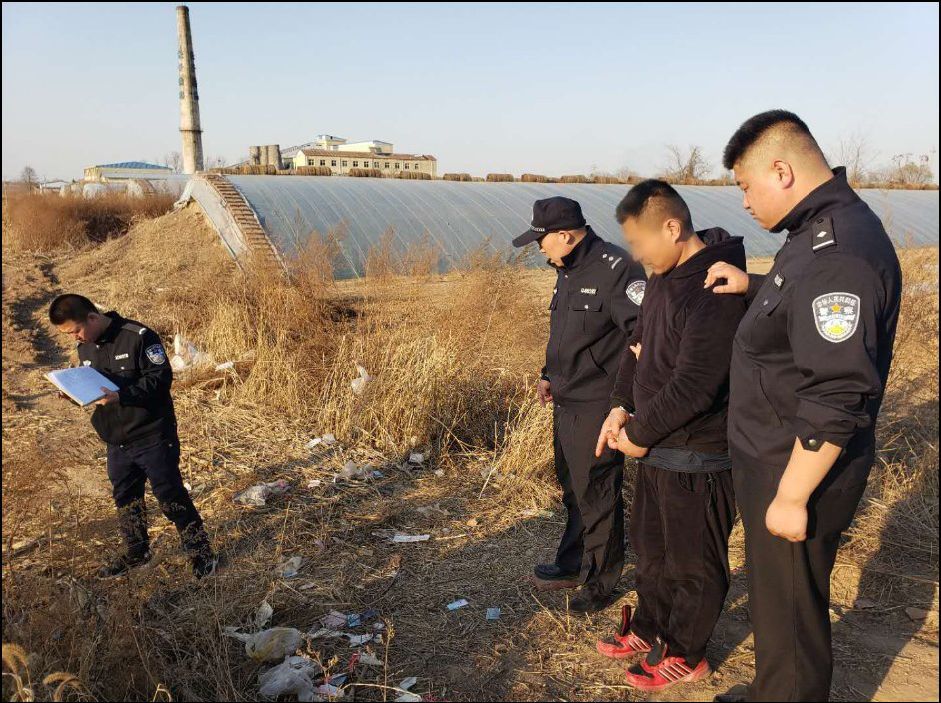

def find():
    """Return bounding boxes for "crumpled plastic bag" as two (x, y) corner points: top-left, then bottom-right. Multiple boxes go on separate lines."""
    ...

(170, 333), (212, 372)
(224, 626), (303, 661)
(350, 364), (372, 395)
(258, 654), (323, 702)
(235, 480), (291, 506)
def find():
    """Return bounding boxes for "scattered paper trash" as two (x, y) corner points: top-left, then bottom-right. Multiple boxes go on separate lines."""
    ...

(447, 599), (469, 611)
(351, 364), (372, 396)
(358, 652), (382, 667)
(408, 452), (425, 465)
(321, 610), (348, 629)
(255, 600), (274, 630)
(307, 479), (323, 489)
(170, 333), (211, 372)
(486, 607), (501, 621)
(395, 677), (421, 702)
(224, 627), (303, 662)
(316, 683), (345, 699)
(214, 361), (235, 372)
(257, 654), (322, 701)
(347, 633), (374, 647)
(339, 460), (373, 481)
(391, 534), (430, 544)
(306, 433), (337, 449)
(235, 480), (291, 507)
(276, 556), (303, 579)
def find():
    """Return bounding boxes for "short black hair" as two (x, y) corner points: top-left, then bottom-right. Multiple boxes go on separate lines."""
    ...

(615, 179), (693, 230)
(722, 109), (815, 170)
(48, 294), (98, 325)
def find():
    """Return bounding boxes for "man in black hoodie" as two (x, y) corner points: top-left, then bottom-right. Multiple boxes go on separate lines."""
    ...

(593, 180), (746, 693)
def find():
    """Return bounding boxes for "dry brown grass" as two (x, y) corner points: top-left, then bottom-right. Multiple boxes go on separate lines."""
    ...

(2, 198), (937, 701)
(2, 192), (176, 253)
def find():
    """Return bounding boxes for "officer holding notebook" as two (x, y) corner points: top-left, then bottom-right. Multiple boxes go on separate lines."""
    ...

(48, 294), (217, 580)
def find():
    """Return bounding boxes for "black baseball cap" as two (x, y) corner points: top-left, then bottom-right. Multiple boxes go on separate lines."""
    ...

(512, 196), (587, 248)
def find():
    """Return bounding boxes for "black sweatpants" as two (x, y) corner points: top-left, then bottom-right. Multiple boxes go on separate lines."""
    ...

(107, 435), (209, 558)
(553, 403), (625, 596)
(733, 458), (867, 701)
(629, 463), (736, 664)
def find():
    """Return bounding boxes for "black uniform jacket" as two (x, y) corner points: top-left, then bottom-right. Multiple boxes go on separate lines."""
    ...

(611, 228), (748, 452)
(729, 168), (902, 487)
(544, 227), (647, 409)
(77, 312), (177, 446)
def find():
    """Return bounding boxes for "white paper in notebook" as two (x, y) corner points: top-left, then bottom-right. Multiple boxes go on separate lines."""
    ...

(45, 367), (119, 406)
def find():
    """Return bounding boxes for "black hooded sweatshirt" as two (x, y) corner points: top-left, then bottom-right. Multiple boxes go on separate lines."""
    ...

(610, 228), (747, 455)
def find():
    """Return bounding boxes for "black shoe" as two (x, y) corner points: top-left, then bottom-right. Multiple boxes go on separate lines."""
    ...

(569, 587), (614, 614)
(534, 563), (579, 581)
(192, 551), (219, 579)
(713, 684), (748, 702)
(97, 550), (151, 579)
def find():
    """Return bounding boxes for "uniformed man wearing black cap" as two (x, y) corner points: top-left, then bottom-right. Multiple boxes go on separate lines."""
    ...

(513, 196), (646, 613)
(705, 111), (902, 701)
(49, 294), (218, 580)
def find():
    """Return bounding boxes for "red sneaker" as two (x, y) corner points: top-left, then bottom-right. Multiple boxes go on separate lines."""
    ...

(595, 605), (653, 659)
(625, 643), (711, 692)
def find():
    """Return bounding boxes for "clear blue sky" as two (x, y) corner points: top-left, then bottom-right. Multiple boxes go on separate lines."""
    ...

(2, 2), (938, 181)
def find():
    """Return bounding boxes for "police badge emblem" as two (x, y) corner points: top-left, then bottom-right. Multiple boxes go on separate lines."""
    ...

(145, 344), (167, 365)
(626, 280), (646, 306)
(812, 292), (860, 343)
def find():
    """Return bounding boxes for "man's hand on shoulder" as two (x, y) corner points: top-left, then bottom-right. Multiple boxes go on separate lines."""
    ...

(704, 261), (749, 295)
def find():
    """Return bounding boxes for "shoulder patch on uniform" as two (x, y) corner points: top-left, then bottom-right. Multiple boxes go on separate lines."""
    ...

(813, 292), (860, 343)
(811, 216), (836, 252)
(145, 344), (167, 365)
(121, 321), (146, 335)
(626, 280), (646, 306)
(609, 256), (623, 270)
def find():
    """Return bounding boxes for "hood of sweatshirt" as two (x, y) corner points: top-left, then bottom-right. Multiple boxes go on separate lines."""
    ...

(667, 227), (746, 280)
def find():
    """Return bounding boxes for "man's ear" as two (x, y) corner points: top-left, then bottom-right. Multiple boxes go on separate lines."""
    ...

(772, 159), (795, 188)
(665, 218), (683, 244)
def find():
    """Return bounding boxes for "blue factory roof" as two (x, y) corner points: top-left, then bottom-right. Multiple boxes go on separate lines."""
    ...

(195, 176), (938, 278)
(95, 161), (173, 170)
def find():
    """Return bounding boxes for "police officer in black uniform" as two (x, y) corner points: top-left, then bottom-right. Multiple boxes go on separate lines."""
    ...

(513, 197), (646, 612)
(704, 111), (902, 701)
(49, 294), (217, 580)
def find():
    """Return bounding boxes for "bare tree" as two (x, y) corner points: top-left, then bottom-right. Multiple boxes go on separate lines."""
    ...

(834, 133), (874, 186)
(20, 165), (38, 185)
(890, 153), (934, 186)
(163, 151), (183, 173)
(661, 144), (712, 183)
(205, 155), (228, 170)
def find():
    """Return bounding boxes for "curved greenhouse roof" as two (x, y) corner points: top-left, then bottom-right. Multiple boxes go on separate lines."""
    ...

(188, 175), (939, 277)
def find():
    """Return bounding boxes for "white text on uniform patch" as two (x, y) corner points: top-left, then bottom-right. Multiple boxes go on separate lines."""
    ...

(580, 287), (597, 295)
(115, 353), (129, 360)
(812, 292), (860, 343)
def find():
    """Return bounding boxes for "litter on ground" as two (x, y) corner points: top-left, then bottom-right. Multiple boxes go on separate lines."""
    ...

(234, 480), (291, 506)
(257, 654), (323, 701)
(486, 607), (501, 621)
(446, 599), (469, 611)
(223, 626), (303, 662)
(351, 364), (372, 395)
(276, 556), (302, 578)
(391, 534), (430, 543)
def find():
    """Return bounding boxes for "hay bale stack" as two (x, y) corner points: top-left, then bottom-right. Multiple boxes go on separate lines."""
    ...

(294, 166), (332, 176)
(486, 173), (515, 182)
(395, 171), (432, 180)
(520, 173), (548, 183)
(560, 174), (590, 184)
(348, 168), (383, 178)
(443, 173), (473, 181)
(592, 175), (621, 184)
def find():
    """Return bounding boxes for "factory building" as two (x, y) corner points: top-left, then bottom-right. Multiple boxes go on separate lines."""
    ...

(291, 135), (437, 177)
(82, 162), (174, 182)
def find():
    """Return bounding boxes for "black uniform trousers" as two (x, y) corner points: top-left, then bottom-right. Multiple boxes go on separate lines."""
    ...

(107, 434), (209, 558)
(629, 463), (736, 664)
(733, 457), (867, 701)
(553, 403), (625, 595)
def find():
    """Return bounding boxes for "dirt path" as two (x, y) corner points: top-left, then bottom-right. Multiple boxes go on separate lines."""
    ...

(2, 249), (937, 702)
